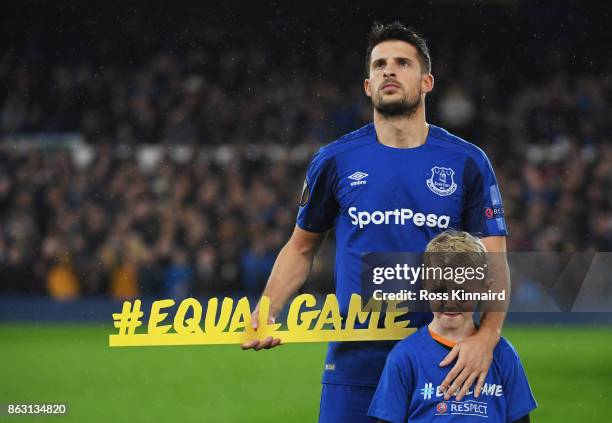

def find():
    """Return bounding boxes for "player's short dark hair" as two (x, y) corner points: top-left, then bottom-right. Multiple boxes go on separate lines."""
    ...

(365, 22), (431, 76)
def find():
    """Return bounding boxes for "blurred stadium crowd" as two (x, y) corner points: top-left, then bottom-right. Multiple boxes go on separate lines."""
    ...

(0, 3), (610, 300)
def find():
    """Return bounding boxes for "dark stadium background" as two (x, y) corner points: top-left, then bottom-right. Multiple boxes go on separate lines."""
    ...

(1, 1), (611, 422)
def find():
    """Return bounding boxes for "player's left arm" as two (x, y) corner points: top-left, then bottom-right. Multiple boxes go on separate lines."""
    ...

(439, 149), (511, 400)
(439, 235), (509, 401)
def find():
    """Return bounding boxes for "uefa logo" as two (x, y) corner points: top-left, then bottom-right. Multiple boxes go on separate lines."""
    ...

(435, 402), (448, 414)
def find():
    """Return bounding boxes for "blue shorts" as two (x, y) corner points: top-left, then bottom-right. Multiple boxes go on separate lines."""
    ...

(318, 383), (377, 423)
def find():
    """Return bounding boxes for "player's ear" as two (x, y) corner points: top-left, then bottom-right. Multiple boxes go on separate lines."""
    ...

(421, 73), (434, 94)
(364, 78), (372, 97)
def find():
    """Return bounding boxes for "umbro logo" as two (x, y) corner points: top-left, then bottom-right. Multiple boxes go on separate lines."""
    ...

(348, 171), (368, 186)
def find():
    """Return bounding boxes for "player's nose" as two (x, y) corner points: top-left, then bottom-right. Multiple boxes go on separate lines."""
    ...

(383, 67), (396, 78)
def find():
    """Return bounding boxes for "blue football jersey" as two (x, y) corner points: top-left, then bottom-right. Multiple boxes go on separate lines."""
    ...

(296, 123), (507, 386)
(368, 327), (537, 422)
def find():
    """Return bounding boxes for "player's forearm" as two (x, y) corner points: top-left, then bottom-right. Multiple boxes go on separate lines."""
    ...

(258, 239), (317, 318)
(478, 311), (505, 348)
(479, 252), (510, 346)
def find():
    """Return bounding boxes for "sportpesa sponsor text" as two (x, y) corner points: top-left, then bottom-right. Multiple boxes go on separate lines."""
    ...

(348, 207), (450, 229)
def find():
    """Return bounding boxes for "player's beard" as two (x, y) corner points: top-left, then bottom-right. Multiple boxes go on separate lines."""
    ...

(373, 85), (422, 118)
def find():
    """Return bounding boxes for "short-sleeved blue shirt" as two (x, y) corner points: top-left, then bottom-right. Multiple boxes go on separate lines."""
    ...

(368, 326), (537, 422)
(297, 123), (507, 386)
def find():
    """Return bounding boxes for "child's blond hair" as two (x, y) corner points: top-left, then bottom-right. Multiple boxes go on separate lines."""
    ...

(423, 230), (487, 276)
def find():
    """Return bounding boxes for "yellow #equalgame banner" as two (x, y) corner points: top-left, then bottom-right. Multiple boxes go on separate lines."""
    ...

(109, 294), (415, 347)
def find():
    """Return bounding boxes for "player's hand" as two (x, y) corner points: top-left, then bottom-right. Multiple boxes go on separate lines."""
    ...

(438, 328), (499, 401)
(240, 311), (281, 351)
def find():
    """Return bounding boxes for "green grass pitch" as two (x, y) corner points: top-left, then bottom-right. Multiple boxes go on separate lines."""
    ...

(1, 324), (611, 422)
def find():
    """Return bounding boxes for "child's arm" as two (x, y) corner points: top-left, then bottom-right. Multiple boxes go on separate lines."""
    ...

(501, 341), (538, 421)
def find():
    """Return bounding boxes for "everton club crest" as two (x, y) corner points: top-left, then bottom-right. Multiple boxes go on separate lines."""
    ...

(427, 166), (457, 196)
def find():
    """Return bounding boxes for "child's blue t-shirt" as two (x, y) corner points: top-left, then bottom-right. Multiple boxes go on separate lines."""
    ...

(368, 326), (537, 422)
